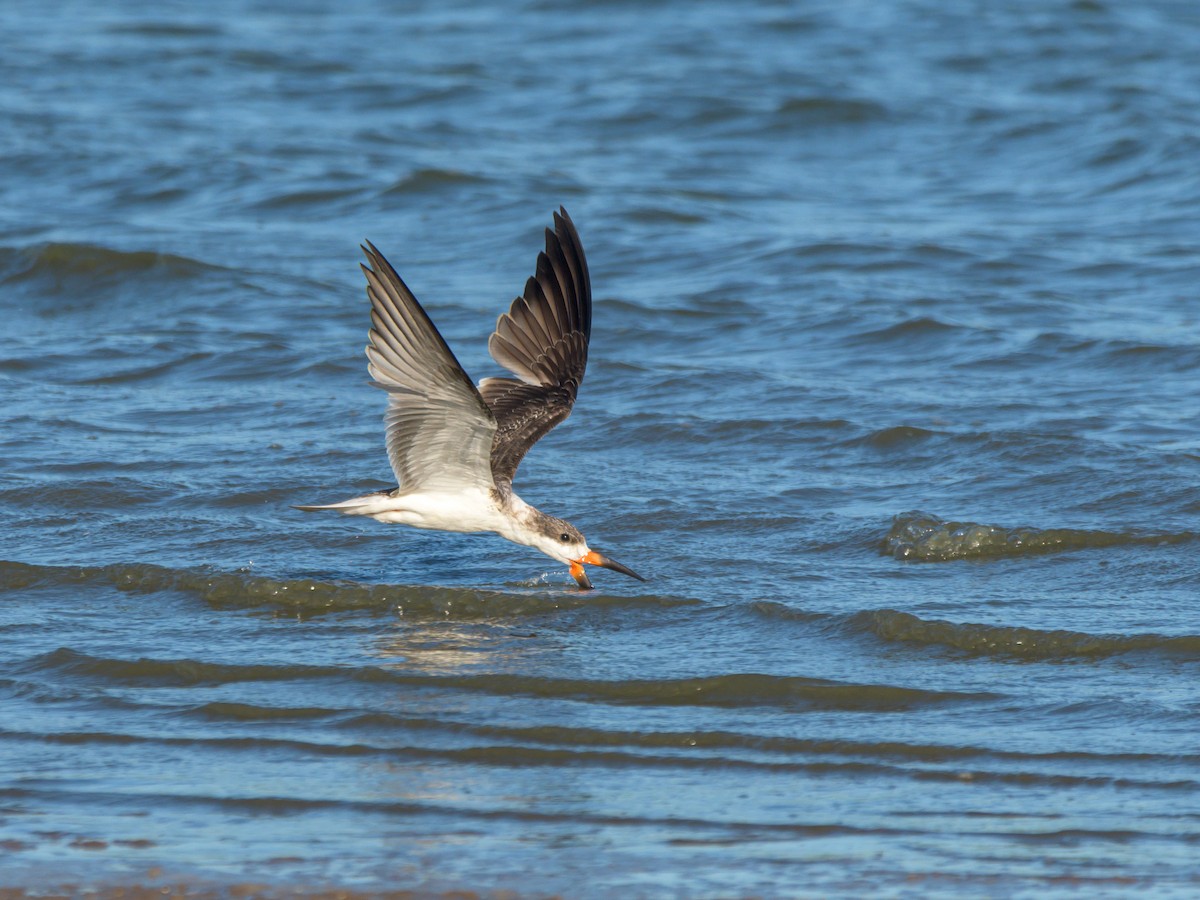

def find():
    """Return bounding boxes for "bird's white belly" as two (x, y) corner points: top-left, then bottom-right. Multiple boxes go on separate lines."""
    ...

(366, 489), (505, 534)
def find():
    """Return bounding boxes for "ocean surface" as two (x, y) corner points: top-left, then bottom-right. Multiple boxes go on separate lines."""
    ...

(2, 0), (1199, 896)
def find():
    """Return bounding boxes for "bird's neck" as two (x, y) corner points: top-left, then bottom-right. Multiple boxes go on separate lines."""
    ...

(500, 490), (540, 526)
(493, 490), (554, 547)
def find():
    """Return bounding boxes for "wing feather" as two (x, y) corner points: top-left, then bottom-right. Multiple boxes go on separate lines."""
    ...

(360, 241), (497, 494)
(480, 208), (592, 490)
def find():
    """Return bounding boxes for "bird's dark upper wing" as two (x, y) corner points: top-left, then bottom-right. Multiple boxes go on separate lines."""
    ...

(478, 208), (592, 491)
(361, 241), (498, 494)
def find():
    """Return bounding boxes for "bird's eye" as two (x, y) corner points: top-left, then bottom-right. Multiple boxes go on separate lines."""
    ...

(559, 533), (572, 542)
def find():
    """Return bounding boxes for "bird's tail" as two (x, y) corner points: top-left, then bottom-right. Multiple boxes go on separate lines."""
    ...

(292, 490), (393, 514)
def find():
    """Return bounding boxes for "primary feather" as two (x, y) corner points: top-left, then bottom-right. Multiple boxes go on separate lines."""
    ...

(480, 208), (592, 491)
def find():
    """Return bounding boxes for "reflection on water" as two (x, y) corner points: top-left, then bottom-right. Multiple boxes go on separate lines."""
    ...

(371, 621), (550, 673)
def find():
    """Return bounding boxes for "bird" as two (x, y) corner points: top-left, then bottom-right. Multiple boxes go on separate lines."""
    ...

(295, 208), (644, 590)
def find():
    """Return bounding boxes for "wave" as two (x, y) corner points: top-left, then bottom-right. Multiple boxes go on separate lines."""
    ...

(847, 316), (971, 345)
(854, 424), (946, 449)
(21, 647), (997, 711)
(0, 558), (688, 619)
(104, 21), (224, 38)
(0, 477), (177, 508)
(0, 242), (215, 288)
(192, 702), (1200, 768)
(852, 608), (1200, 661)
(250, 186), (367, 210)
(883, 510), (1196, 562)
(382, 168), (491, 195)
(6, 726), (1190, 793)
(775, 95), (889, 125)
(0, 242), (223, 322)
(0, 781), (897, 838)
(747, 596), (1200, 661)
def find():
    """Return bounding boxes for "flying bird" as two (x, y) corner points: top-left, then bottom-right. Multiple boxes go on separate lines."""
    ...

(296, 208), (644, 590)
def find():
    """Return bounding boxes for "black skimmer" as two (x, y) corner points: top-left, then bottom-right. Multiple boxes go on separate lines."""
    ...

(296, 208), (644, 590)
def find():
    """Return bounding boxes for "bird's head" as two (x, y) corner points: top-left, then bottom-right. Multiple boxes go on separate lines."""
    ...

(533, 515), (645, 590)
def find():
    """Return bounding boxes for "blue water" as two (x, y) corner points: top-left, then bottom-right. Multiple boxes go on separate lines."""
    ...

(2, 1), (1200, 896)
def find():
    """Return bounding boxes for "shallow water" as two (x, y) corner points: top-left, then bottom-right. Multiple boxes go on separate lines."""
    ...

(2, 0), (1200, 896)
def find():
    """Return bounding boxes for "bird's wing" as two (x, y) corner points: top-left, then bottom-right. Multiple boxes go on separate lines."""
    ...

(361, 241), (498, 494)
(479, 208), (592, 491)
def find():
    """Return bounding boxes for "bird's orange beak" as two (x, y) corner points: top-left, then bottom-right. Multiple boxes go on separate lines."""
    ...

(570, 550), (645, 590)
